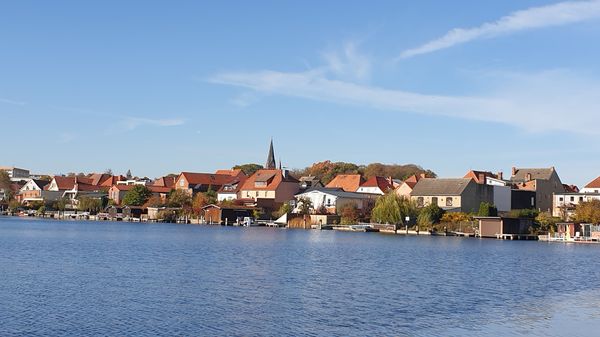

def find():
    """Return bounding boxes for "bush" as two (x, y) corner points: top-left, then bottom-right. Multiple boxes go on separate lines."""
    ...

(509, 209), (539, 219)
(339, 204), (359, 225)
(417, 203), (445, 230)
(478, 202), (498, 217)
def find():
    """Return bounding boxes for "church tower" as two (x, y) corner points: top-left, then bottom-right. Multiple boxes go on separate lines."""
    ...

(266, 139), (276, 169)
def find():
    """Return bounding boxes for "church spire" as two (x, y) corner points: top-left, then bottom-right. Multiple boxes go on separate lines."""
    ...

(266, 138), (276, 169)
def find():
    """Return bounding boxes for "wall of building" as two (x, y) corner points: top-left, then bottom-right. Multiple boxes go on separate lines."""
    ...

(493, 185), (511, 212)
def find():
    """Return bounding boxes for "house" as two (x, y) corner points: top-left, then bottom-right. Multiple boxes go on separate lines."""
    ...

(174, 171), (243, 195)
(201, 204), (257, 225)
(356, 176), (394, 195)
(108, 184), (172, 205)
(17, 179), (62, 204)
(477, 216), (534, 238)
(216, 175), (248, 202)
(239, 169), (299, 212)
(45, 176), (105, 208)
(552, 192), (600, 220)
(395, 174), (428, 199)
(410, 178), (494, 213)
(325, 174), (364, 192)
(510, 167), (565, 212)
(0, 166), (30, 181)
(463, 170), (511, 212)
(298, 175), (323, 192)
(581, 176), (600, 194)
(294, 187), (371, 215)
(152, 176), (176, 188)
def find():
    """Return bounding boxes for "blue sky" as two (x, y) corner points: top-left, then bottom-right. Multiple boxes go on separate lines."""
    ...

(1, 1), (600, 186)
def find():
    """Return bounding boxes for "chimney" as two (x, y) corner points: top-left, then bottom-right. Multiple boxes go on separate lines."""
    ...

(497, 171), (503, 180)
(388, 176), (393, 185)
(512, 167), (517, 176)
(478, 173), (485, 184)
(420, 173), (427, 179)
(282, 169), (288, 178)
(526, 173), (532, 181)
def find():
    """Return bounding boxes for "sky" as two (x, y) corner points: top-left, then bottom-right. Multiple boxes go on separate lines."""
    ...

(1, 0), (600, 186)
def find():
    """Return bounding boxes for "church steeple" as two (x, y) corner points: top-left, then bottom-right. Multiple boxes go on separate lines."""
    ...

(266, 138), (276, 169)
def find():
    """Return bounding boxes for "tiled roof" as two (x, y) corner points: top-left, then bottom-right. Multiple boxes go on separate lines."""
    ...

(112, 184), (171, 193)
(180, 172), (238, 186)
(464, 170), (498, 184)
(360, 176), (394, 192)
(511, 167), (555, 182)
(215, 169), (244, 177)
(584, 176), (600, 189)
(241, 169), (298, 191)
(325, 174), (364, 192)
(411, 178), (473, 196)
(152, 176), (175, 188)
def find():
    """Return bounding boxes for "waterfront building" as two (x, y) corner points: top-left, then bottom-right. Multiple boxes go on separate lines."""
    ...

(510, 167), (565, 212)
(174, 171), (244, 196)
(410, 178), (494, 213)
(294, 187), (371, 215)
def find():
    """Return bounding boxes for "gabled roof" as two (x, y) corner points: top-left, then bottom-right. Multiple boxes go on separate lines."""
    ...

(411, 178), (473, 196)
(217, 176), (248, 194)
(464, 170), (499, 184)
(30, 179), (50, 189)
(511, 167), (555, 182)
(325, 174), (364, 192)
(584, 176), (600, 189)
(214, 169), (245, 178)
(110, 184), (171, 193)
(152, 176), (175, 188)
(297, 187), (370, 199)
(241, 169), (298, 191)
(563, 184), (579, 193)
(179, 172), (237, 186)
(360, 176), (394, 192)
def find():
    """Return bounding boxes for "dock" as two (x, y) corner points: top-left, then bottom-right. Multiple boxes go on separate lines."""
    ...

(494, 233), (539, 240)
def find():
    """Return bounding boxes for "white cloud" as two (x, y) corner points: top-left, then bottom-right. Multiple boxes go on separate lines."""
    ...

(398, 0), (600, 59)
(0, 97), (26, 105)
(321, 41), (371, 81)
(210, 68), (600, 135)
(121, 117), (185, 130)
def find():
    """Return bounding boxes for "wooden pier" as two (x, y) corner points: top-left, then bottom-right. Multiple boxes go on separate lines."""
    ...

(495, 233), (538, 240)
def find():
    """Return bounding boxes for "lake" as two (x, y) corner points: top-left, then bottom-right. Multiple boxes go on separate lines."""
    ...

(1, 216), (599, 336)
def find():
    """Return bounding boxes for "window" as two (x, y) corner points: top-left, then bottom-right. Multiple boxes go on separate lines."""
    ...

(446, 197), (453, 207)
(579, 197), (584, 202)
(432, 197), (438, 205)
(570, 196), (575, 202)
(179, 179), (184, 187)
(531, 197), (535, 206)
(559, 197), (563, 202)
(417, 197), (424, 207)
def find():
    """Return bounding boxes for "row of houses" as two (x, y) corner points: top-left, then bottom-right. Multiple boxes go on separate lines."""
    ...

(3, 141), (600, 223)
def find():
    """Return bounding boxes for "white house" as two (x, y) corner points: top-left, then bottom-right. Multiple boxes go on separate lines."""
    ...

(294, 188), (371, 214)
(581, 176), (600, 194)
(553, 192), (600, 220)
(356, 176), (394, 195)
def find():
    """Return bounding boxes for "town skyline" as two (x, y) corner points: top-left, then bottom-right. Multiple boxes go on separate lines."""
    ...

(2, 1), (600, 186)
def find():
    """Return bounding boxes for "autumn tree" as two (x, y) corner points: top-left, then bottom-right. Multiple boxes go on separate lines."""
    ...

(233, 163), (263, 176)
(192, 193), (209, 216)
(168, 190), (192, 208)
(122, 185), (152, 206)
(574, 200), (600, 224)
(339, 204), (360, 225)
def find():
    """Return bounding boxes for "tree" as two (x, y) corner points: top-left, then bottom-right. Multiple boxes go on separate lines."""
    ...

(534, 212), (561, 234)
(104, 169), (113, 175)
(509, 209), (539, 219)
(296, 197), (313, 215)
(122, 185), (152, 206)
(478, 202), (498, 217)
(78, 196), (103, 214)
(205, 188), (217, 204)
(168, 190), (192, 208)
(574, 200), (600, 224)
(417, 203), (445, 229)
(0, 171), (11, 190)
(371, 192), (403, 225)
(233, 163), (263, 176)
(192, 193), (209, 216)
(339, 204), (359, 225)
(126, 169), (133, 180)
(441, 212), (473, 223)
(274, 203), (292, 218)
(145, 195), (164, 208)
(53, 197), (68, 212)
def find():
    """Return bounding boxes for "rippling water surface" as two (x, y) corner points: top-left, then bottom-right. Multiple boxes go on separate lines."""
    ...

(1, 216), (599, 336)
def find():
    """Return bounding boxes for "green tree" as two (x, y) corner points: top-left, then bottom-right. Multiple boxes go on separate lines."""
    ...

(534, 212), (561, 234)
(371, 192), (403, 225)
(205, 188), (217, 204)
(233, 163), (264, 176)
(78, 196), (103, 214)
(53, 197), (68, 212)
(574, 200), (600, 224)
(417, 203), (445, 229)
(478, 202), (498, 217)
(168, 189), (192, 209)
(274, 203), (292, 218)
(122, 185), (152, 206)
(296, 197), (313, 215)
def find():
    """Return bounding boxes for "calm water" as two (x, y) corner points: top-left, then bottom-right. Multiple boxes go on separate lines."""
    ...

(1, 216), (600, 336)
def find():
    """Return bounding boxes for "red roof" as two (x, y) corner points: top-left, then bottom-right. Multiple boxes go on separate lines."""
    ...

(215, 169), (245, 178)
(361, 176), (394, 192)
(241, 169), (298, 191)
(152, 176), (175, 188)
(463, 170), (499, 184)
(180, 172), (238, 186)
(584, 176), (600, 189)
(326, 174), (364, 192)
